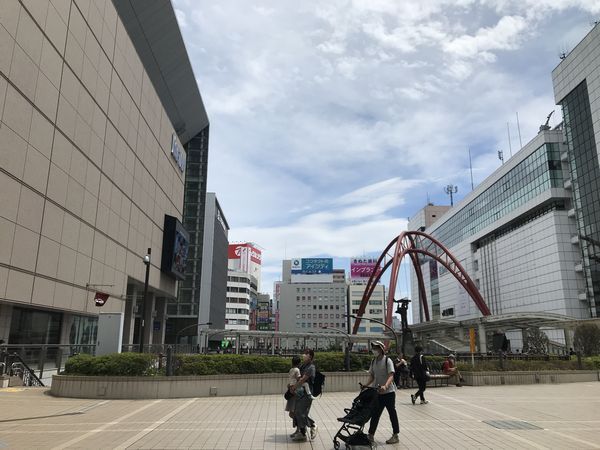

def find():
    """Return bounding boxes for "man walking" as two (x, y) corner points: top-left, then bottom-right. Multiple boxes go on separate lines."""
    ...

(410, 345), (429, 405)
(363, 341), (400, 445)
(291, 349), (317, 442)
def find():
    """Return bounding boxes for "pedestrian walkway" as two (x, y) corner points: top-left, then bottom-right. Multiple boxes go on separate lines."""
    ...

(0, 383), (598, 449)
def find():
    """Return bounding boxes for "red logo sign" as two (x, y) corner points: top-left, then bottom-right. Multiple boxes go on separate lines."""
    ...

(228, 244), (261, 264)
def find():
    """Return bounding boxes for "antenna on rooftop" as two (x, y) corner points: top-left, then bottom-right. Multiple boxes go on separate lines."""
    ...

(506, 122), (513, 157)
(516, 112), (523, 148)
(468, 147), (474, 190)
(498, 150), (504, 164)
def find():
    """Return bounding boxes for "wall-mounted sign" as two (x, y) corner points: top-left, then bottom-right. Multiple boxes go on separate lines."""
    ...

(171, 133), (186, 173)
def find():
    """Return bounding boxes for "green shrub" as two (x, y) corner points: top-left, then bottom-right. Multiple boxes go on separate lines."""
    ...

(456, 358), (597, 372)
(64, 352), (157, 376)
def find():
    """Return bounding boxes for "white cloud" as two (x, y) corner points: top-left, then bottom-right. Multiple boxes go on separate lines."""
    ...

(172, 0), (599, 293)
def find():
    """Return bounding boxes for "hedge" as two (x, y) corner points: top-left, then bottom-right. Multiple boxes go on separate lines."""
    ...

(64, 353), (157, 376)
(456, 358), (599, 372)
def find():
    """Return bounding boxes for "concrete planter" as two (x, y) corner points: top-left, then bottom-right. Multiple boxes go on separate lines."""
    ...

(50, 371), (369, 399)
(462, 370), (600, 386)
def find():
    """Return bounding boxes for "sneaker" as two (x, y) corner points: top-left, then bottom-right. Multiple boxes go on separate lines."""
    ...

(290, 430), (300, 438)
(411, 394), (416, 405)
(292, 433), (307, 442)
(456, 383), (463, 387)
(386, 434), (399, 444)
(310, 425), (318, 439)
(420, 399), (429, 404)
(367, 434), (375, 443)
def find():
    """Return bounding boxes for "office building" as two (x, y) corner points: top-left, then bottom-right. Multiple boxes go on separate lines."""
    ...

(225, 270), (256, 331)
(409, 129), (587, 349)
(553, 23), (600, 318)
(0, 0), (208, 349)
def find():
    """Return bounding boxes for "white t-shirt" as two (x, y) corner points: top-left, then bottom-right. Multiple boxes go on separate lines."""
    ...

(288, 367), (300, 386)
(369, 356), (396, 394)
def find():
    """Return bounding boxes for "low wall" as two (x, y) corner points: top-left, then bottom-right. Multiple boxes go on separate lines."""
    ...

(463, 370), (599, 386)
(50, 371), (368, 399)
(50, 370), (600, 399)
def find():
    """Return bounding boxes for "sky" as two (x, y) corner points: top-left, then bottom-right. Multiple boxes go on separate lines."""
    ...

(172, 0), (600, 299)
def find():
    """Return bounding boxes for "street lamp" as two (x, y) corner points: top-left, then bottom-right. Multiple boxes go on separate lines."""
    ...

(139, 248), (151, 353)
(345, 314), (400, 355)
(321, 326), (351, 371)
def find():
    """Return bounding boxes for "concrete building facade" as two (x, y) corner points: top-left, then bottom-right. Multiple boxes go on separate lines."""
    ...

(0, 0), (207, 350)
(553, 23), (600, 318)
(409, 130), (587, 350)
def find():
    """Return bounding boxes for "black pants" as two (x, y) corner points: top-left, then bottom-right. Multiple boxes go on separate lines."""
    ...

(415, 377), (427, 401)
(368, 392), (400, 435)
(294, 394), (314, 433)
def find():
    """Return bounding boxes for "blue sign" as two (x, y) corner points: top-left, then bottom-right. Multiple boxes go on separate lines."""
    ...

(291, 258), (333, 274)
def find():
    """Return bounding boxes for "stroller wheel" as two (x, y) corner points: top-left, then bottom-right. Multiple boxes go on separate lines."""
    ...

(333, 438), (340, 449)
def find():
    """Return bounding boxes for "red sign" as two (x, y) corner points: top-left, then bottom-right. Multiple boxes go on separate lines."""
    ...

(94, 292), (109, 307)
(228, 243), (261, 264)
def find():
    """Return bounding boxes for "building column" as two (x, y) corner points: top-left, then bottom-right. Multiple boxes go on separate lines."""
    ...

(457, 327), (465, 342)
(478, 323), (487, 353)
(564, 328), (572, 352)
(59, 313), (74, 345)
(521, 328), (528, 352)
(142, 292), (155, 349)
(0, 303), (14, 343)
(152, 297), (166, 345)
(122, 286), (136, 345)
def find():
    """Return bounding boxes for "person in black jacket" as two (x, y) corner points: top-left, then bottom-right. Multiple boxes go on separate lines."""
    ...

(409, 345), (429, 405)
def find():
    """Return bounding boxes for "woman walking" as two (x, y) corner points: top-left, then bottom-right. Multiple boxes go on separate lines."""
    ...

(410, 345), (429, 405)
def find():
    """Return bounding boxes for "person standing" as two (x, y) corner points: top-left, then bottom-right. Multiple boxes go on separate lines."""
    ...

(291, 349), (317, 442)
(363, 341), (400, 444)
(286, 356), (302, 437)
(442, 354), (464, 387)
(410, 345), (429, 405)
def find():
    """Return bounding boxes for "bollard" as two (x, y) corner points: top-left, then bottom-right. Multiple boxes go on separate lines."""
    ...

(166, 346), (173, 376)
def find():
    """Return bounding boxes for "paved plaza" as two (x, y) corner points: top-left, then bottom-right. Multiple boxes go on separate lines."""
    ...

(0, 383), (599, 449)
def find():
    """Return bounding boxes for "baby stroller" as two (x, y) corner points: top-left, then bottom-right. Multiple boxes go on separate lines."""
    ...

(333, 385), (379, 449)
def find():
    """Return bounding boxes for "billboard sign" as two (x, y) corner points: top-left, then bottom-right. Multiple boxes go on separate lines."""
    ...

(291, 258), (333, 275)
(350, 257), (379, 279)
(228, 243), (262, 264)
(161, 215), (190, 280)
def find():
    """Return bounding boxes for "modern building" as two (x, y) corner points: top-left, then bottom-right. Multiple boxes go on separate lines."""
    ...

(228, 242), (262, 291)
(254, 293), (273, 331)
(278, 259), (347, 336)
(166, 193), (229, 344)
(347, 283), (386, 334)
(0, 0), (207, 350)
(225, 270), (257, 331)
(408, 129), (587, 350)
(552, 23), (600, 319)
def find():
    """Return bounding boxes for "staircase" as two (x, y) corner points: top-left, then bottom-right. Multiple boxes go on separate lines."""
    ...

(427, 335), (471, 354)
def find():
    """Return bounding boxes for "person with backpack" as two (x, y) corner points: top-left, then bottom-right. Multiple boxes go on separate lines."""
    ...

(291, 349), (318, 442)
(362, 341), (400, 445)
(410, 345), (429, 405)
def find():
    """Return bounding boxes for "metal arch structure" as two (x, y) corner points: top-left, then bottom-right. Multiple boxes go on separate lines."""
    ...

(351, 231), (491, 336)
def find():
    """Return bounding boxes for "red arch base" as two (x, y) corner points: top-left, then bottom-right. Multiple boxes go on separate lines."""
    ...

(351, 231), (491, 335)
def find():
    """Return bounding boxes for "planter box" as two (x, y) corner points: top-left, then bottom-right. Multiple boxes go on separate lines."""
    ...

(50, 371), (369, 399)
(463, 370), (600, 386)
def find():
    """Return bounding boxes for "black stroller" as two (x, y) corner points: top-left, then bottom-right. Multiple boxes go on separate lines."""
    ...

(333, 385), (379, 449)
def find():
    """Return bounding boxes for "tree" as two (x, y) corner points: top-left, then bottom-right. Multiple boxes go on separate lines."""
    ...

(523, 328), (549, 354)
(573, 323), (600, 356)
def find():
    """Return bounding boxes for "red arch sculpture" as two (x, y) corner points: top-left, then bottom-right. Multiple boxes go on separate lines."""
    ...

(351, 231), (491, 335)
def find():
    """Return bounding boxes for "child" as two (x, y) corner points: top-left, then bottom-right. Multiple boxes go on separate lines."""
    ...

(286, 356), (302, 437)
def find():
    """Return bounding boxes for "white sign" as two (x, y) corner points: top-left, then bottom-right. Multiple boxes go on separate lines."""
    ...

(171, 133), (186, 173)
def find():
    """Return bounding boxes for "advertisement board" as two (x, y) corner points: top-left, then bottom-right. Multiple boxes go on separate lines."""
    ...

(291, 258), (333, 274)
(228, 243), (262, 264)
(161, 214), (190, 280)
(350, 257), (379, 279)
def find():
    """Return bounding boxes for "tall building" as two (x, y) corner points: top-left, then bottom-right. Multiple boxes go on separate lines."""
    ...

(0, 0), (206, 350)
(408, 129), (587, 349)
(553, 24), (600, 318)
(166, 193), (229, 344)
(278, 259), (347, 335)
(228, 242), (262, 291)
(225, 270), (257, 331)
(348, 257), (386, 340)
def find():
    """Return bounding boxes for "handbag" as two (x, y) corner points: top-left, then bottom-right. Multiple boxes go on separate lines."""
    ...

(425, 370), (431, 381)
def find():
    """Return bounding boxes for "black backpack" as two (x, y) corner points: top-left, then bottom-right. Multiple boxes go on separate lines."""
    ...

(312, 370), (325, 396)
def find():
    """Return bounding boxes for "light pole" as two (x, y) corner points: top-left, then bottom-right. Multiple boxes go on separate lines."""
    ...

(345, 314), (400, 355)
(321, 326), (351, 371)
(175, 322), (213, 351)
(139, 248), (151, 353)
(393, 297), (412, 356)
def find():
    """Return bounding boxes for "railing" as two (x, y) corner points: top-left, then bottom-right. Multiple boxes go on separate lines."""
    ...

(0, 344), (96, 385)
(7, 353), (45, 386)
